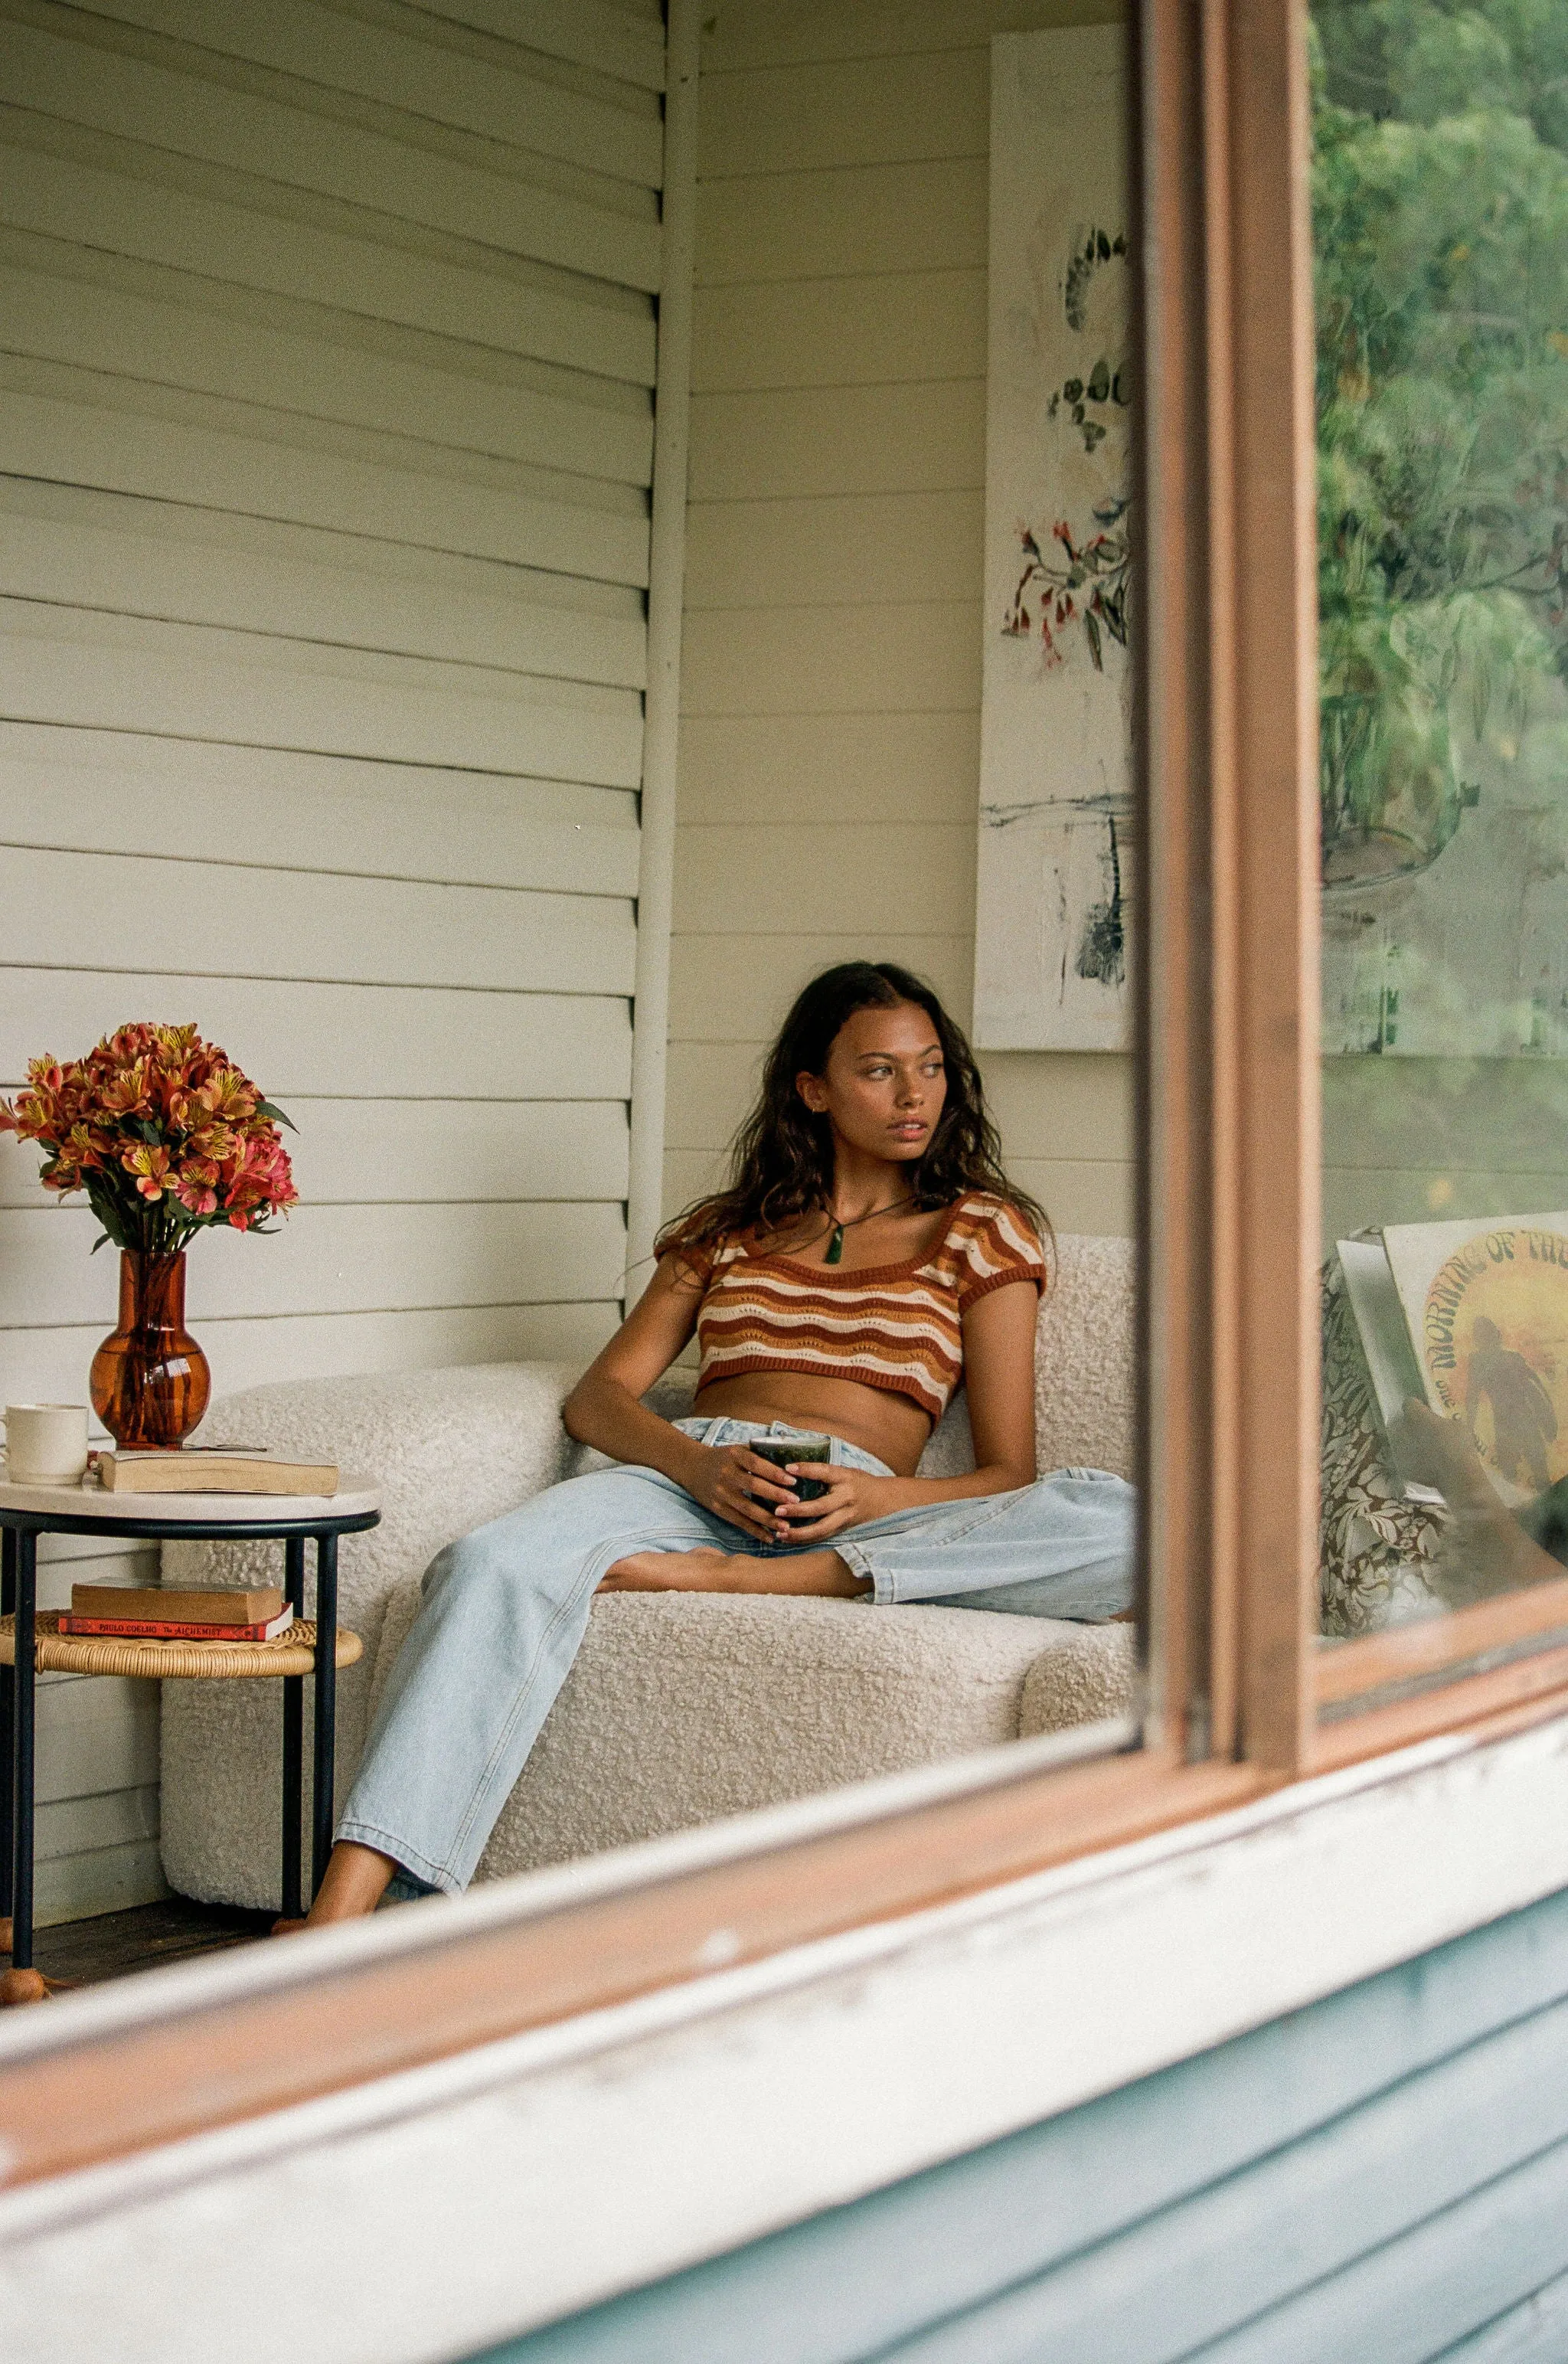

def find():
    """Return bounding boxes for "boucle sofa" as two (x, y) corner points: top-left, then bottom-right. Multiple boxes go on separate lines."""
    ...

(160, 1234), (1138, 1911)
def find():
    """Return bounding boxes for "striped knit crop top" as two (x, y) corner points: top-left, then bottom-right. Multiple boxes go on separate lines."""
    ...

(665, 1192), (1047, 1425)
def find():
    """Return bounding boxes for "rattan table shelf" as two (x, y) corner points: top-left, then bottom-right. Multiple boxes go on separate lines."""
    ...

(1, 1471), (381, 1983)
(0, 1611), (362, 1681)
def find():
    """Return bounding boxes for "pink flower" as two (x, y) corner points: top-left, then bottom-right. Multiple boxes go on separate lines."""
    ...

(173, 1155), (220, 1216)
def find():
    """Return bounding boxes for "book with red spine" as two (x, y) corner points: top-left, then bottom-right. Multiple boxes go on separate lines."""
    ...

(59, 1606), (296, 1642)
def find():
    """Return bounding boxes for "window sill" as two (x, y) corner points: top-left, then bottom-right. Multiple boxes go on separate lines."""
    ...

(5, 1703), (1568, 2361)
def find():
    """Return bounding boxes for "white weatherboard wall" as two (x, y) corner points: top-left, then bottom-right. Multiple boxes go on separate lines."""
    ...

(0, 0), (667, 1921)
(665, 0), (1133, 1238)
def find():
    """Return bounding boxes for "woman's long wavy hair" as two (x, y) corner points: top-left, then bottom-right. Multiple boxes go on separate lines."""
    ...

(658, 961), (1051, 1264)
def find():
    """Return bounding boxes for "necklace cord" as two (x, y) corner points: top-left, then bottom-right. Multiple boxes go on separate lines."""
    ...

(819, 1190), (917, 1266)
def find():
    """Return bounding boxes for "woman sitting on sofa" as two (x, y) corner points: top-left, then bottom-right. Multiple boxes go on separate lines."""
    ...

(298, 960), (1136, 1925)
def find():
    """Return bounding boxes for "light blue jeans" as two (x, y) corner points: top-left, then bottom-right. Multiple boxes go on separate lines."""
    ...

(339, 1418), (1136, 1896)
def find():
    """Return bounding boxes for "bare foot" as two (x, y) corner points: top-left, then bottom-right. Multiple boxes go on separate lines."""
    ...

(599, 1547), (866, 1598)
(299, 1840), (399, 1927)
(0, 1967), (71, 2006)
(270, 1917), (309, 1937)
(0, 1924), (74, 1999)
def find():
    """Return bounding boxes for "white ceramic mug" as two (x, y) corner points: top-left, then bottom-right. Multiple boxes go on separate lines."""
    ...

(2, 1403), (90, 1486)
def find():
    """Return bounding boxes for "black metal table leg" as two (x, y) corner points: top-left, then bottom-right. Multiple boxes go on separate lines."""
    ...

(11, 1530), (36, 1972)
(281, 1534), (306, 1921)
(311, 1532), (338, 1901)
(1, 1528), (15, 1946)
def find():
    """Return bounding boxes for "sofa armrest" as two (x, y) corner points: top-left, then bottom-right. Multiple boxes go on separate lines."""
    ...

(1018, 1624), (1137, 1735)
(165, 1361), (585, 1636)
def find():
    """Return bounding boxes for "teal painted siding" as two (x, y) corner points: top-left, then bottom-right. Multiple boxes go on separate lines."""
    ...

(477, 1885), (1568, 2362)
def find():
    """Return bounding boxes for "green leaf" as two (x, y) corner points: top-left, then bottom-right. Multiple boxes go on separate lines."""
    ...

(256, 1099), (297, 1132)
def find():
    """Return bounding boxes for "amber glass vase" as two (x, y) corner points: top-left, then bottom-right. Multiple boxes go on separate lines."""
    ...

(90, 1250), (211, 1449)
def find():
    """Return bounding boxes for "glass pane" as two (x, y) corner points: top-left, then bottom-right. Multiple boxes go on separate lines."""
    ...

(1313, 1), (1568, 1709)
(0, 16), (1149, 2002)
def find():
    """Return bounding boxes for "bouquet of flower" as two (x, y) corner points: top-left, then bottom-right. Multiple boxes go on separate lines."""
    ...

(0, 1023), (298, 1255)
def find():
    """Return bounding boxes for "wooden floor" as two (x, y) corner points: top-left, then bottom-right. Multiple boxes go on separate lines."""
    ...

(30, 1897), (275, 1987)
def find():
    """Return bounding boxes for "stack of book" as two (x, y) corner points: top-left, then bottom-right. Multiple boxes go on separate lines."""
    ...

(96, 1447), (339, 1496)
(60, 1583), (295, 1641)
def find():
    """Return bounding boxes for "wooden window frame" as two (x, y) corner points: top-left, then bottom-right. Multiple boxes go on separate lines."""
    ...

(5, 0), (1567, 2199)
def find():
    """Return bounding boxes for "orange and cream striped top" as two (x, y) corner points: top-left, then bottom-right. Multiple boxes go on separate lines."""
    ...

(665, 1192), (1047, 1424)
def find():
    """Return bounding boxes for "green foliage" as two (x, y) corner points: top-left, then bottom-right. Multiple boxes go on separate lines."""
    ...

(1311, 0), (1568, 873)
(1316, 1), (1568, 152)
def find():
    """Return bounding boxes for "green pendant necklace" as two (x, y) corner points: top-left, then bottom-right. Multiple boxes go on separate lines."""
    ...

(823, 1192), (916, 1265)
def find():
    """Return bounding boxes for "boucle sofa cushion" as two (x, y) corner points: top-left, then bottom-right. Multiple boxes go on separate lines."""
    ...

(159, 1233), (1136, 1909)
(1020, 1622), (1138, 1735)
(361, 1581), (1131, 1879)
(1034, 1232), (1135, 1479)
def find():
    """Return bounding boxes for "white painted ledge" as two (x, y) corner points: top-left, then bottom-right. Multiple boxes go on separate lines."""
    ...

(5, 1711), (1568, 2363)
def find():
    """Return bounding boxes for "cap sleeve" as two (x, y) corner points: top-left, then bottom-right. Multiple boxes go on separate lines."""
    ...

(952, 1198), (1048, 1311)
(657, 1222), (744, 1293)
(656, 1222), (716, 1290)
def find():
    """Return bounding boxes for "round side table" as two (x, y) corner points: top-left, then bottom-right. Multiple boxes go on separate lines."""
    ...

(0, 1473), (381, 1979)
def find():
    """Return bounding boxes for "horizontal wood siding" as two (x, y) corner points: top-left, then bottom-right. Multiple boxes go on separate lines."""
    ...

(478, 1881), (1568, 2363)
(0, 0), (663, 1920)
(668, 0), (1134, 1244)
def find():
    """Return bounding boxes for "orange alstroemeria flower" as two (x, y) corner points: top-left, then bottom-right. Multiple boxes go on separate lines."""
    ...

(182, 1123), (238, 1166)
(99, 1063), (152, 1119)
(121, 1143), (172, 1200)
(59, 1122), (109, 1170)
(199, 1067), (260, 1124)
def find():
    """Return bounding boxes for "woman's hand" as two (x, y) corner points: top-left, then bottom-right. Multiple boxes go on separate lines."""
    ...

(773, 1463), (901, 1542)
(683, 1441), (805, 1544)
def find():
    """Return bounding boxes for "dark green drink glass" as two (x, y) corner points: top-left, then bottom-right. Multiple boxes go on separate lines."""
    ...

(749, 1434), (831, 1502)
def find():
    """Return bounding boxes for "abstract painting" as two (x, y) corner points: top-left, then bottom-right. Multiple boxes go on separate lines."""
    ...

(975, 26), (1133, 1053)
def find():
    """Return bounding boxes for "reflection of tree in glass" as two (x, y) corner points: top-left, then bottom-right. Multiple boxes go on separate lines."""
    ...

(1312, 0), (1568, 883)
(1002, 499), (1130, 672)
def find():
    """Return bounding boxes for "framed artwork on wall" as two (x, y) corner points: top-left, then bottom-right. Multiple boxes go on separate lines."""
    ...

(974, 26), (1134, 1054)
